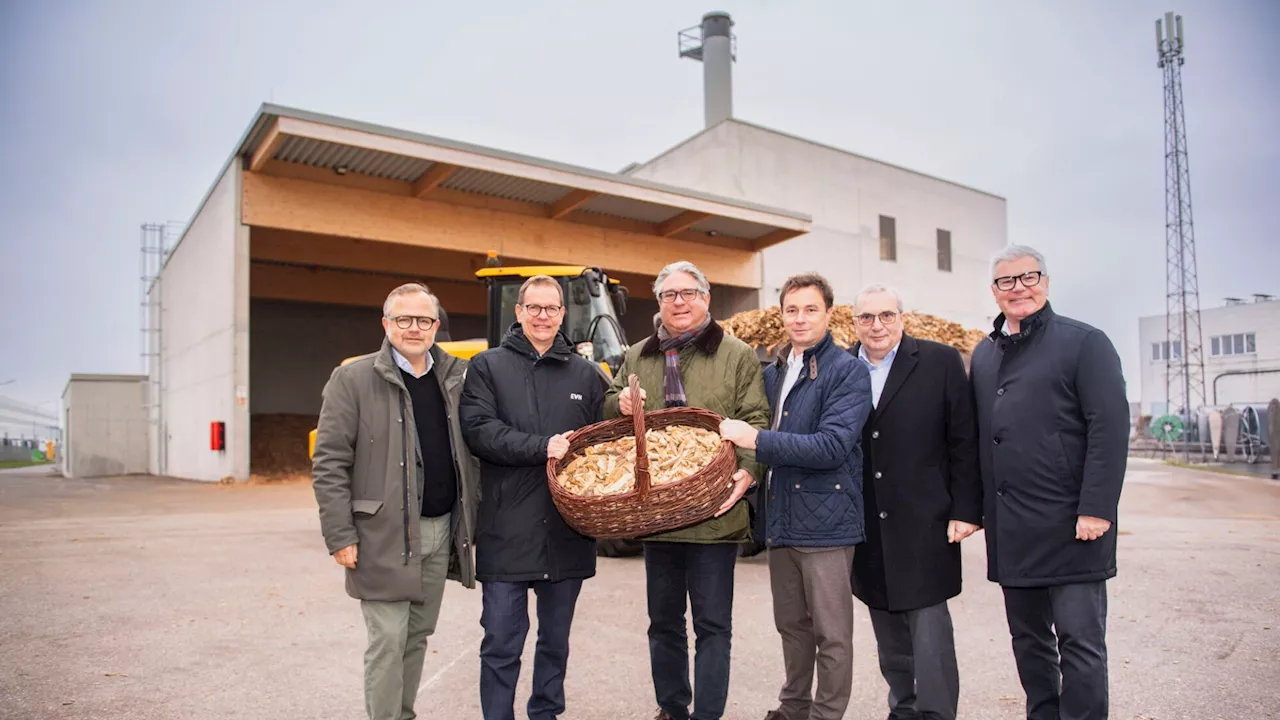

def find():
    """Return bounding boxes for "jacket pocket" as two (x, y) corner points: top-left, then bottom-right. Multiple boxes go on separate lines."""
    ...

(352, 499), (384, 516)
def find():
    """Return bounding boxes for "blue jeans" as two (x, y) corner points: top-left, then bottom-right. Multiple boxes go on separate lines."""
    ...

(644, 542), (738, 720)
(479, 578), (584, 720)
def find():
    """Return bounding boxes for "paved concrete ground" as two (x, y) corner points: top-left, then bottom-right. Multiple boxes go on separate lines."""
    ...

(1, 459), (1278, 719)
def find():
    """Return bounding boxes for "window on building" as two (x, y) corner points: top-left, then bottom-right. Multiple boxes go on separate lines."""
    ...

(1172, 340), (1182, 360)
(936, 229), (952, 272)
(1210, 332), (1257, 356)
(879, 215), (896, 262)
(1152, 342), (1163, 361)
(1153, 341), (1183, 361)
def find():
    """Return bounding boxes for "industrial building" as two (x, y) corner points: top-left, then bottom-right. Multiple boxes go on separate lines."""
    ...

(1139, 294), (1280, 416)
(122, 11), (1006, 482)
(60, 374), (149, 478)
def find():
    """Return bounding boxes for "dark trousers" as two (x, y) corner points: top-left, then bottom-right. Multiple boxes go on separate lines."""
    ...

(479, 578), (584, 720)
(644, 541), (738, 720)
(1002, 581), (1109, 720)
(868, 601), (960, 720)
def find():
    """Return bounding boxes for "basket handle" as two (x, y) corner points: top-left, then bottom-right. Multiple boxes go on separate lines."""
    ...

(629, 373), (651, 499)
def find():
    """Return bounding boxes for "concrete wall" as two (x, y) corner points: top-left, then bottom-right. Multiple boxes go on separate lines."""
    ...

(627, 121), (1008, 330)
(250, 299), (485, 416)
(157, 161), (243, 481)
(61, 376), (148, 477)
(1139, 300), (1280, 414)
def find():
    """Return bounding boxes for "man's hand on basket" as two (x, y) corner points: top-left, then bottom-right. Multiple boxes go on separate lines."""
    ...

(718, 419), (759, 450)
(618, 386), (647, 416)
(714, 469), (753, 518)
(547, 433), (571, 460)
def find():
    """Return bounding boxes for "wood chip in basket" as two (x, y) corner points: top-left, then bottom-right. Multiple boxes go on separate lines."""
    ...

(558, 425), (722, 497)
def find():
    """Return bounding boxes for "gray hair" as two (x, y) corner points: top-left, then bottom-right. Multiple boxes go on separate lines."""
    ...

(990, 245), (1048, 278)
(853, 283), (904, 312)
(652, 260), (711, 297)
(383, 282), (439, 316)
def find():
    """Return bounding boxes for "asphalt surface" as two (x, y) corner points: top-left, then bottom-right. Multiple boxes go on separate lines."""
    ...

(1, 459), (1278, 719)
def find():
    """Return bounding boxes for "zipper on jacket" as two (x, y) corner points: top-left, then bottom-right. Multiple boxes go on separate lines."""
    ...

(399, 393), (412, 565)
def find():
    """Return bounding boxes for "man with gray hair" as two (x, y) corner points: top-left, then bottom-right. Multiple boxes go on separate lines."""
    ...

(312, 282), (480, 720)
(605, 260), (770, 720)
(971, 245), (1128, 720)
(849, 282), (981, 720)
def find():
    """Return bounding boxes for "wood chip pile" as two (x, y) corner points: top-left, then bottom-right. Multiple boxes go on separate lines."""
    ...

(250, 414), (318, 483)
(557, 425), (721, 497)
(722, 306), (987, 355)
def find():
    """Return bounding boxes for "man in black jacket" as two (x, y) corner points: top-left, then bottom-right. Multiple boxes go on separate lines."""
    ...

(460, 275), (605, 720)
(850, 283), (981, 720)
(970, 246), (1129, 720)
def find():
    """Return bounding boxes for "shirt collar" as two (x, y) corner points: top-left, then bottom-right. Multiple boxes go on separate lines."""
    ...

(858, 342), (900, 368)
(392, 346), (434, 378)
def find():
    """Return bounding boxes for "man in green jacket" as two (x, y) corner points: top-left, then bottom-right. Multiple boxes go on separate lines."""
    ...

(605, 260), (770, 720)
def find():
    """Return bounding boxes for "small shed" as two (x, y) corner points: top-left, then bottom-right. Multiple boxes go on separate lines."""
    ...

(61, 374), (149, 478)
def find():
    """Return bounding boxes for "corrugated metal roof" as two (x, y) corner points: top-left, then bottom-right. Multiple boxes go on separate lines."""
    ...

(440, 167), (569, 204)
(274, 136), (432, 182)
(578, 195), (683, 224)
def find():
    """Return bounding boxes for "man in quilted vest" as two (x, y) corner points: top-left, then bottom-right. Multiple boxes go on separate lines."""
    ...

(604, 260), (770, 720)
(720, 273), (872, 720)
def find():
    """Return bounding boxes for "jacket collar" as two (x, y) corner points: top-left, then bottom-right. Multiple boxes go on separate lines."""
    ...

(374, 339), (465, 388)
(850, 334), (920, 417)
(500, 322), (574, 361)
(989, 301), (1055, 345)
(640, 319), (726, 357)
(772, 330), (836, 372)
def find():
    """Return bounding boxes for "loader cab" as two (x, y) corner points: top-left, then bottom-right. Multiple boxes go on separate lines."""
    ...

(478, 266), (629, 376)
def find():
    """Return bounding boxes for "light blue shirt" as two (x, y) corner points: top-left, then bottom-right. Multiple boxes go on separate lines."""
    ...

(858, 342), (900, 408)
(391, 347), (434, 379)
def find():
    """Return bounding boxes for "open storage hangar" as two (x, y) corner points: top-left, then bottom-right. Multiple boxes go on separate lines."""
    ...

(152, 105), (810, 482)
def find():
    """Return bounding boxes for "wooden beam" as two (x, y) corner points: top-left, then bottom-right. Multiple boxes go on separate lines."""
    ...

(251, 228), (488, 282)
(272, 115), (811, 233)
(242, 171), (763, 288)
(412, 162), (459, 198)
(752, 228), (806, 251)
(258, 159), (758, 251)
(548, 189), (598, 219)
(248, 119), (284, 173)
(250, 262), (486, 315)
(658, 211), (712, 237)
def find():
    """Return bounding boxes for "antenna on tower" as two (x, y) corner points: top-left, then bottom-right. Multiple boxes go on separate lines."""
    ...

(1156, 11), (1206, 462)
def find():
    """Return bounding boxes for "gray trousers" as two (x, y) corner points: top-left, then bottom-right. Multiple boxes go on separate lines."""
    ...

(768, 546), (856, 720)
(360, 514), (451, 720)
(868, 601), (960, 720)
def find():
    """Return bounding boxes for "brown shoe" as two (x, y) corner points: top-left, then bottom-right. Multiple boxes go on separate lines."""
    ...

(653, 710), (676, 720)
(763, 711), (787, 720)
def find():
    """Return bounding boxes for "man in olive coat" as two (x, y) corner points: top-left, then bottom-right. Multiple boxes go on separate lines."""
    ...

(312, 283), (480, 720)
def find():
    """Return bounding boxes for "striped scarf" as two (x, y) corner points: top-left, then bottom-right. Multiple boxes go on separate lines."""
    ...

(656, 315), (712, 408)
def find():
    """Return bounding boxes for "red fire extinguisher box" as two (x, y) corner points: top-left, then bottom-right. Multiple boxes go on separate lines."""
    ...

(210, 421), (226, 452)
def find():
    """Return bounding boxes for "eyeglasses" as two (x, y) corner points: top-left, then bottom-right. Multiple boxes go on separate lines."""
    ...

(389, 315), (438, 330)
(855, 310), (900, 327)
(992, 271), (1044, 291)
(520, 304), (563, 318)
(658, 288), (704, 304)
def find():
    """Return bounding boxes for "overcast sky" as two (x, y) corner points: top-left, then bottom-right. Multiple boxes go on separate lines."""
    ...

(1, 0), (1276, 428)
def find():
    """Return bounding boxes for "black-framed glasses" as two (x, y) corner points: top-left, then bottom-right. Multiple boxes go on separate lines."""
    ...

(520, 303), (563, 318)
(658, 288), (704, 304)
(855, 310), (900, 327)
(993, 271), (1044, 291)
(389, 315), (437, 330)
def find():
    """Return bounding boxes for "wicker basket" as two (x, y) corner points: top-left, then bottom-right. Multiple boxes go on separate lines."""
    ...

(546, 375), (738, 540)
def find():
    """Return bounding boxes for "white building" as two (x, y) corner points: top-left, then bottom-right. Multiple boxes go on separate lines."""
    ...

(627, 119), (1007, 330)
(61, 374), (149, 478)
(1138, 295), (1280, 415)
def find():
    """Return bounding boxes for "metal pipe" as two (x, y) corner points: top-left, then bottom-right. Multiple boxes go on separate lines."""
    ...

(1212, 368), (1280, 405)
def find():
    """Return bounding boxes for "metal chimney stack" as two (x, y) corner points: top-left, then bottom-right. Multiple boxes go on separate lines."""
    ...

(679, 11), (736, 128)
